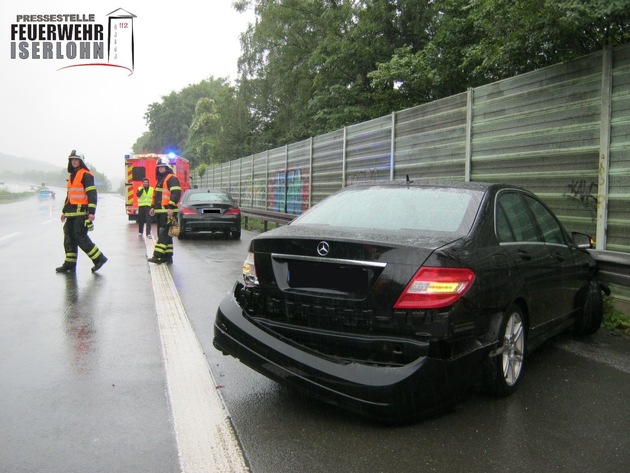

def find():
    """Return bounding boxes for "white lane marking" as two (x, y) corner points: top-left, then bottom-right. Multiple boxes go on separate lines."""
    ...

(145, 240), (249, 473)
(0, 232), (21, 243)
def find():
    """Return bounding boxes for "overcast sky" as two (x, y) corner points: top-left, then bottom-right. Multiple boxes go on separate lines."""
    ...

(1, 0), (254, 185)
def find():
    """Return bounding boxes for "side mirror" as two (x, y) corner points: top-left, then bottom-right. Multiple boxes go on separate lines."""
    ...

(572, 232), (593, 249)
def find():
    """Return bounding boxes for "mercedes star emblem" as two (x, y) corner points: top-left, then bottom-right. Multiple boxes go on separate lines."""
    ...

(317, 241), (330, 256)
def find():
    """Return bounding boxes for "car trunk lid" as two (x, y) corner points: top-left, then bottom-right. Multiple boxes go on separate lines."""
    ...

(250, 225), (455, 307)
(237, 225), (462, 364)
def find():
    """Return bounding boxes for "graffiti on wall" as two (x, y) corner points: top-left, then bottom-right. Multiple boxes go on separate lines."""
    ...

(263, 165), (382, 214)
(564, 179), (598, 213)
(248, 167), (309, 214)
(346, 167), (382, 185)
(275, 168), (310, 214)
(242, 164), (386, 213)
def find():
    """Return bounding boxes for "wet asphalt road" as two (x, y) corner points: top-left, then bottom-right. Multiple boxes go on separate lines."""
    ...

(1, 191), (179, 473)
(1, 191), (630, 473)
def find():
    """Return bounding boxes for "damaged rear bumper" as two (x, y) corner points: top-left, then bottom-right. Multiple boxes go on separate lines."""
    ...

(213, 285), (491, 423)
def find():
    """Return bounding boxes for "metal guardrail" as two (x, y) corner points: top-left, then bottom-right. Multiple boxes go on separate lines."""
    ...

(240, 208), (296, 231)
(589, 250), (630, 288)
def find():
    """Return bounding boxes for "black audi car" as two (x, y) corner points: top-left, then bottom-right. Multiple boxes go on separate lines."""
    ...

(213, 180), (605, 422)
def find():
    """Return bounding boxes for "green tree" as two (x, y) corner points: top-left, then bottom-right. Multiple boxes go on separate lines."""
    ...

(237, 0), (437, 146)
(134, 0), (630, 162)
(237, 0), (336, 147)
(132, 131), (153, 154)
(185, 98), (221, 165)
(196, 163), (209, 179)
(142, 77), (240, 157)
(308, 0), (435, 131)
(369, 0), (630, 108)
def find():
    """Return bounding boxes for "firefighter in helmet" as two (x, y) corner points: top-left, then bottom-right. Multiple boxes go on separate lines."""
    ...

(148, 157), (181, 264)
(56, 150), (108, 273)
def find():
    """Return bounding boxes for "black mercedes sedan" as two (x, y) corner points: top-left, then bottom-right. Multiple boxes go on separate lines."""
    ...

(177, 188), (241, 239)
(213, 180), (605, 422)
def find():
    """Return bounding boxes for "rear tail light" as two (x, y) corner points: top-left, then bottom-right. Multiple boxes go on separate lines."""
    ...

(180, 206), (197, 215)
(224, 207), (241, 216)
(242, 252), (258, 285)
(394, 267), (475, 309)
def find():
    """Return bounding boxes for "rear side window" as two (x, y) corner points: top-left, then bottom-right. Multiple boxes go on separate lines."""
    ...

(524, 196), (566, 244)
(496, 192), (538, 243)
(293, 186), (482, 236)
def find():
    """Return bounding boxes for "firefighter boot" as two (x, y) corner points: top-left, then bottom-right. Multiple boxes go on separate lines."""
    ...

(55, 263), (76, 273)
(91, 255), (108, 273)
(147, 256), (162, 264)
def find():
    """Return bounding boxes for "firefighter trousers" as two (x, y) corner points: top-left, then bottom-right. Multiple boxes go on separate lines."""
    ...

(62, 216), (105, 267)
(152, 213), (174, 261)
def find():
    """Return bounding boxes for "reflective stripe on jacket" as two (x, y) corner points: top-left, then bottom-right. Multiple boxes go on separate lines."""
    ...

(154, 174), (181, 213)
(64, 168), (96, 216)
(159, 174), (175, 206)
(67, 169), (90, 205)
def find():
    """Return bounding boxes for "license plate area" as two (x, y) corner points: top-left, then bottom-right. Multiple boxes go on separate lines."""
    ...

(201, 208), (221, 214)
(287, 260), (368, 293)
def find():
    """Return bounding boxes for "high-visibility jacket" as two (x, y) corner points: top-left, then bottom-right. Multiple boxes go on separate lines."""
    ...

(67, 169), (90, 204)
(64, 168), (96, 216)
(137, 187), (154, 207)
(154, 174), (181, 213)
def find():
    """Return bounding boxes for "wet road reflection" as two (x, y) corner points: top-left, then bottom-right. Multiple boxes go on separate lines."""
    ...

(63, 273), (98, 375)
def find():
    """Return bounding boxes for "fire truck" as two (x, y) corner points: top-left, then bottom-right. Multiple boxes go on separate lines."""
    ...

(125, 153), (191, 221)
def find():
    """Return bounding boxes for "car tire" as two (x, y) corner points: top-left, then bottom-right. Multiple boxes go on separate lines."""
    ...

(232, 229), (241, 239)
(483, 304), (526, 397)
(573, 281), (603, 336)
(176, 216), (186, 239)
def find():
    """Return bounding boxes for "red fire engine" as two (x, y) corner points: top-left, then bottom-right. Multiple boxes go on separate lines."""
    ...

(125, 153), (190, 221)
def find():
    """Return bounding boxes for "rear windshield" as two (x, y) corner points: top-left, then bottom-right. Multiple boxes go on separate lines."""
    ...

(293, 186), (482, 236)
(187, 192), (233, 203)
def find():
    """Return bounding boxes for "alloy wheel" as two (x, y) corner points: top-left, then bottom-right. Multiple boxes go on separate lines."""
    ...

(502, 311), (525, 386)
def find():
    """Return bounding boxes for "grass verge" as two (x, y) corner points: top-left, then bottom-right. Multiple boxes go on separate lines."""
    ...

(242, 217), (281, 232)
(603, 296), (630, 335)
(0, 191), (34, 203)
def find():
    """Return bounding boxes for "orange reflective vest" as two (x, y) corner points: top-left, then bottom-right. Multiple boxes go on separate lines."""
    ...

(67, 168), (91, 205)
(159, 174), (176, 206)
